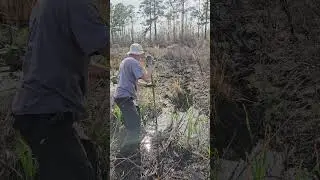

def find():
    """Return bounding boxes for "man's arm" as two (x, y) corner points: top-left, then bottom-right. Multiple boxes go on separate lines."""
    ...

(132, 60), (153, 83)
(140, 55), (154, 82)
(140, 66), (154, 83)
(68, 0), (108, 57)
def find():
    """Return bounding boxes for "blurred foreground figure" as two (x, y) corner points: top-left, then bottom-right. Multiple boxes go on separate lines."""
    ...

(11, 0), (108, 179)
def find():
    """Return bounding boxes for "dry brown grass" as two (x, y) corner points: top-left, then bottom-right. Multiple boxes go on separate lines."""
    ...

(211, 56), (232, 102)
(0, 0), (107, 25)
(169, 79), (192, 112)
(0, 0), (35, 24)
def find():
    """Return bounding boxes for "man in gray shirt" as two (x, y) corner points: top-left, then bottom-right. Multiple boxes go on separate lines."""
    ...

(11, 0), (108, 179)
(114, 43), (153, 155)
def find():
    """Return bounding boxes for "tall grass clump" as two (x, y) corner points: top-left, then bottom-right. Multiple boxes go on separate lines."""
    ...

(210, 147), (220, 180)
(112, 104), (123, 125)
(169, 107), (210, 158)
(15, 137), (38, 180)
(250, 150), (267, 180)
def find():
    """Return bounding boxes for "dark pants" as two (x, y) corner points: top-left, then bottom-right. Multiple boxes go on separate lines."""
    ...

(114, 97), (141, 154)
(13, 113), (95, 180)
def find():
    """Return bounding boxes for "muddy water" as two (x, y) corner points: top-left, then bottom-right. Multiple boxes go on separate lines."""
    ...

(110, 80), (209, 145)
(141, 106), (209, 153)
(111, 82), (209, 155)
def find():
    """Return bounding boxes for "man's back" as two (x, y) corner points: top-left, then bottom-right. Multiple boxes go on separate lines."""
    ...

(12, 0), (108, 115)
(114, 57), (143, 99)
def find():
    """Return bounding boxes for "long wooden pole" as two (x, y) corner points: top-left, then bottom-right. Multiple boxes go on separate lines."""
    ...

(151, 65), (160, 179)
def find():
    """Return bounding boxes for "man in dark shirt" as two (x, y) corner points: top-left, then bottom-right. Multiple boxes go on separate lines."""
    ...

(11, 0), (108, 179)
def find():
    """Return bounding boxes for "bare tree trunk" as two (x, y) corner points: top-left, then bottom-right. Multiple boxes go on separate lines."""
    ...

(111, 30), (114, 44)
(204, 0), (208, 39)
(198, 0), (200, 38)
(167, 18), (170, 41)
(185, 12), (188, 37)
(131, 17), (134, 43)
(121, 26), (123, 44)
(173, 15), (176, 42)
(153, 0), (157, 43)
(201, 25), (203, 38)
(149, 1), (152, 43)
(121, 26), (123, 36)
(181, 0), (185, 41)
(177, 20), (180, 39)
(192, 24), (195, 37)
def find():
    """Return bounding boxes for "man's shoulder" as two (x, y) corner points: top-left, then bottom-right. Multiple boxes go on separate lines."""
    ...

(122, 57), (139, 66)
(123, 56), (136, 61)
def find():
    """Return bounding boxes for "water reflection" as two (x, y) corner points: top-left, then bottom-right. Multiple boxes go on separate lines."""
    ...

(141, 135), (152, 152)
(141, 128), (156, 153)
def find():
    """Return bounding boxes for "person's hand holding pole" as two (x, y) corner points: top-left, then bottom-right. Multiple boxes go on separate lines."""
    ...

(139, 54), (154, 84)
(145, 55), (155, 87)
(139, 57), (145, 67)
(146, 54), (154, 74)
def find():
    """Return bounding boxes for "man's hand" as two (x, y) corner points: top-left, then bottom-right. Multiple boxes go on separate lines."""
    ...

(140, 59), (145, 67)
(140, 55), (154, 83)
(146, 55), (154, 68)
(138, 80), (155, 87)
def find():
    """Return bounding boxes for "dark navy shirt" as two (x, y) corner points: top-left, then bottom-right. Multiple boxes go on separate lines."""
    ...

(12, 0), (108, 115)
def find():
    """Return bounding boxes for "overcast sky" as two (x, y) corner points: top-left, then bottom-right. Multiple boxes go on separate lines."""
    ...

(111, 0), (141, 7)
(110, 0), (199, 33)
